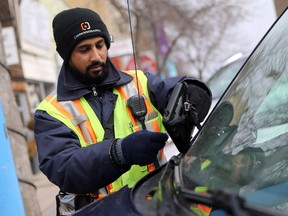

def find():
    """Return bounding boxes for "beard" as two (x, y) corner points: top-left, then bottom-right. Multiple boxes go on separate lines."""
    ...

(71, 60), (109, 85)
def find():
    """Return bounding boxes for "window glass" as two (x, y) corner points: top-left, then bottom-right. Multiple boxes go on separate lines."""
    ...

(181, 9), (288, 214)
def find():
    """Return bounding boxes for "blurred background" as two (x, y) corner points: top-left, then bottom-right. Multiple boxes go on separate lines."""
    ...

(0, 0), (286, 215)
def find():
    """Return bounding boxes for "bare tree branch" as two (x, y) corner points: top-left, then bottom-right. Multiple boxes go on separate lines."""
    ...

(110, 0), (252, 79)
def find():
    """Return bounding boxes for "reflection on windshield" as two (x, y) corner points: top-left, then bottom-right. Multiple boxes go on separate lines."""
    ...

(207, 58), (246, 99)
(182, 146), (265, 189)
(181, 9), (288, 214)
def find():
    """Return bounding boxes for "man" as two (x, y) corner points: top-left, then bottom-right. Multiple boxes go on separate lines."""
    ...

(34, 7), (211, 214)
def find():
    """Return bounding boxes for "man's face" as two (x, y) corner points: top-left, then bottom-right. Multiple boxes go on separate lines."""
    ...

(69, 37), (109, 84)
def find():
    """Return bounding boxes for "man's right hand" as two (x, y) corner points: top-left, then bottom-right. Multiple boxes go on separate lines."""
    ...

(110, 130), (168, 169)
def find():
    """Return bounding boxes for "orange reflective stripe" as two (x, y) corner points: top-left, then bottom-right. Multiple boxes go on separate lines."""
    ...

(147, 148), (165, 172)
(116, 84), (128, 99)
(74, 99), (97, 143)
(127, 108), (139, 129)
(49, 97), (83, 136)
(198, 204), (212, 214)
(106, 184), (113, 193)
(45, 95), (53, 103)
(96, 193), (105, 200)
(160, 148), (165, 160)
(147, 164), (155, 172)
(151, 119), (160, 132)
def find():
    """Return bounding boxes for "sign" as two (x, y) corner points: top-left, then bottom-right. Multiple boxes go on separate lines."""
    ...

(1, 27), (20, 65)
(125, 54), (157, 73)
(109, 39), (133, 58)
(20, 0), (50, 49)
(20, 52), (57, 83)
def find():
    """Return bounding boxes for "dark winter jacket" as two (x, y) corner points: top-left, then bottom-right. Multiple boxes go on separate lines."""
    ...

(34, 60), (188, 194)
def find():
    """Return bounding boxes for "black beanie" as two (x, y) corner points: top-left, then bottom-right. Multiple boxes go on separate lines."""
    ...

(53, 7), (111, 61)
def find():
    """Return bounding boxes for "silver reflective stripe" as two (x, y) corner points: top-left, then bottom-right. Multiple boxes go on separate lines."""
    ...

(60, 100), (93, 145)
(122, 82), (138, 98)
(71, 114), (88, 125)
(98, 187), (108, 195)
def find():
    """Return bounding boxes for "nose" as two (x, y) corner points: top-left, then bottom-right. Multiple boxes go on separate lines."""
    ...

(90, 47), (101, 62)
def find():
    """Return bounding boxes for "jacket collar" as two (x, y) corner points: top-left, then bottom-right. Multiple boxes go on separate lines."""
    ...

(57, 59), (133, 101)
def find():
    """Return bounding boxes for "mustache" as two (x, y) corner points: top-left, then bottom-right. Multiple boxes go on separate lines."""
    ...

(86, 61), (105, 71)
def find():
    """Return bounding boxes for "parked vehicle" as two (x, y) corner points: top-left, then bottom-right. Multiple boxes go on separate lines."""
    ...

(206, 54), (247, 107)
(75, 8), (288, 216)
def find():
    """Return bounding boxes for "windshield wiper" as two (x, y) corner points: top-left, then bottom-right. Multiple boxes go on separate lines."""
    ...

(178, 188), (285, 216)
(173, 163), (285, 216)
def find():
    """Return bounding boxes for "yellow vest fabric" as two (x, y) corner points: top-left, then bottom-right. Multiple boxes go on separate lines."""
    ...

(37, 70), (166, 193)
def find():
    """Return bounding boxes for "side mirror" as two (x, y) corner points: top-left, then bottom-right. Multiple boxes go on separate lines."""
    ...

(163, 83), (195, 154)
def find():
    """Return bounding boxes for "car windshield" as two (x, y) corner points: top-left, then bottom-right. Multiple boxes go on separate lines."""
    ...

(207, 57), (246, 99)
(181, 8), (288, 214)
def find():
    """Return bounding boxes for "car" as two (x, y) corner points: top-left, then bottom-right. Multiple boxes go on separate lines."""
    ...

(206, 54), (247, 108)
(74, 7), (288, 216)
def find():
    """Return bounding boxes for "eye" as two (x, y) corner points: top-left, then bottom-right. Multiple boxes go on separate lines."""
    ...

(96, 42), (104, 49)
(78, 46), (90, 53)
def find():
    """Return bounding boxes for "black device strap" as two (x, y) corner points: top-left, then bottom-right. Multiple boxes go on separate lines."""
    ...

(103, 111), (114, 139)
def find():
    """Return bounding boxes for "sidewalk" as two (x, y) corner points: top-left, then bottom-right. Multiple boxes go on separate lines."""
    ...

(33, 172), (59, 216)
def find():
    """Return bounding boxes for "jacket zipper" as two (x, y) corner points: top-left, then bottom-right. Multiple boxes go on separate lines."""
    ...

(92, 87), (98, 97)
(92, 87), (104, 122)
(92, 87), (103, 103)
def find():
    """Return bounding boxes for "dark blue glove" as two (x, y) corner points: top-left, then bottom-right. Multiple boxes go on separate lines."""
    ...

(109, 130), (168, 169)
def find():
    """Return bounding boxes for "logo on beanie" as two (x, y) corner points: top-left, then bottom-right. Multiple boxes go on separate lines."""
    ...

(80, 22), (91, 31)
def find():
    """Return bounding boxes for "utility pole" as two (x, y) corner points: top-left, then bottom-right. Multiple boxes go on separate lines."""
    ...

(0, 11), (42, 216)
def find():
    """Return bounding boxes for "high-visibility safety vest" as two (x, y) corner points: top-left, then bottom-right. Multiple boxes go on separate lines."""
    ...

(36, 70), (166, 195)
